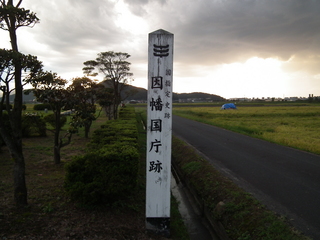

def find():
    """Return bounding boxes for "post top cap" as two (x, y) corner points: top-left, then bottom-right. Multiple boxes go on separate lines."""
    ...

(149, 29), (173, 35)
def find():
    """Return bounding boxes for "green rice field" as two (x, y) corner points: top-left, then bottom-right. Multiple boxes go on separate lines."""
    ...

(173, 105), (320, 155)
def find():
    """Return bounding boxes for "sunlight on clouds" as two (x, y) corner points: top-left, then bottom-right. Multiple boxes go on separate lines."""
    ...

(314, 74), (320, 80)
(210, 57), (287, 98)
(130, 63), (148, 88)
(172, 57), (290, 99)
(18, 30), (51, 55)
(113, 0), (148, 34)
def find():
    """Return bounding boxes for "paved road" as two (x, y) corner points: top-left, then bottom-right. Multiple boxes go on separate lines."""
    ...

(172, 115), (320, 239)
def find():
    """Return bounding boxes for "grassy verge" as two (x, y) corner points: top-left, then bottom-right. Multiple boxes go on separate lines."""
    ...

(172, 136), (311, 240)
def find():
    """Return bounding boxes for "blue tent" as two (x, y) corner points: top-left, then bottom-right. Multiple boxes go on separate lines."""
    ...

(221, 103), (237, 110)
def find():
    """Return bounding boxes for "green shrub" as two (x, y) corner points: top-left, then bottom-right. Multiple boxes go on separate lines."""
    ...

(0, 104), (26, 111)
(65, 106), (140, 206)
(0, 112), (46, 139)
(88, 119), (138, 151)
(44, 114), (67, 129)
(33, 103), (52, 111)
(119, 106), (136, 120)
(0, 104), (12, 111)
(64, 143), (140, 205)
(22, 114), (47, 137)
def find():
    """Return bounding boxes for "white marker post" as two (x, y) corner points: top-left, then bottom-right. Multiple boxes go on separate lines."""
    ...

(146, 29), (174, 237)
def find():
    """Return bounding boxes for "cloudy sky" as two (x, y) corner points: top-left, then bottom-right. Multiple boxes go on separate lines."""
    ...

(1, 0), (320, 99)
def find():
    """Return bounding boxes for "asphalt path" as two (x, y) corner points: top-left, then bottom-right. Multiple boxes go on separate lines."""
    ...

(172, 115), (320, 239)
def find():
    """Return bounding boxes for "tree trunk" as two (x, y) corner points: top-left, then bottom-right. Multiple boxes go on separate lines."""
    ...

(10, 17), (28, 205)
(54, 144), (61, 165)
(0, 0), (34, 206)
(113, 81), (119, 120)
(0, 127), (28, 206)
(13, 152), (28, 206)
(11, 99), (27, 206)
(9, 1), (28, 206)
(84, 121), (92, 138)
(53, 111), (61, 164)
(104, 105), (113, 120)
(113, 102), (119, 119)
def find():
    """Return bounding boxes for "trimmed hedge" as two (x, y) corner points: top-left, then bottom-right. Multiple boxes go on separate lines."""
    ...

(22, 114), (47, 137)
(0, 112), (46, 148)
(64, 106), (140, 205)
(0, 104), (25, 111)
(0, 104), (12, 111)
(65, 143), (139, 205)
(119, 105), (136, 120)
(33, 103), (52, 111)
(88, 119), (138, 151)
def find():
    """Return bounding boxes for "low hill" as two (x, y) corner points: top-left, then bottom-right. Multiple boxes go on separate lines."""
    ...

(173, 92), (225, 102)
(122, 86), (225, 102)
(8, 85), (225, 103)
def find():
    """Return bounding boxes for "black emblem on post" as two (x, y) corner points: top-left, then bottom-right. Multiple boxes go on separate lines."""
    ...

(153, 44), (169, 57)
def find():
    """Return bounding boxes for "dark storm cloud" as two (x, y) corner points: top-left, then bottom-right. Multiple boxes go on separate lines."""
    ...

(23, 0), (123, 55)
(169, 0), (320, 69)
(10, 0), (320, 87)
(16, 0), (130, 77)
(108, 0), (320, 76)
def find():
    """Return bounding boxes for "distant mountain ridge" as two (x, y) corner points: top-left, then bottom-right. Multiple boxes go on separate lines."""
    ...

(123, 85), (225, 102)
(173, 92), (225, 102)
(9, 84), (225, 103)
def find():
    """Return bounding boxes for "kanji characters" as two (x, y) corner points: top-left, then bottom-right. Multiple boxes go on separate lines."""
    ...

(150, 96), (163, 111)
(149, 160), (163, 173)
(151, 77), (163, 89)
(149, 139), (162, 153)
(151, 119), (162, 132)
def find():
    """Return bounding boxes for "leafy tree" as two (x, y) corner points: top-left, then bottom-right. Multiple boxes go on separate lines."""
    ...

(26, 72), (74, 164)
(0, 49), (42, 105)
(95, 86), (115, 120)
(68, 77), (99, 138)
(83, 51), (133, 119)
(0, 0), (39, 206)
